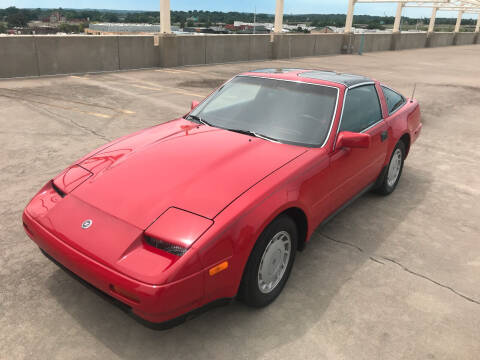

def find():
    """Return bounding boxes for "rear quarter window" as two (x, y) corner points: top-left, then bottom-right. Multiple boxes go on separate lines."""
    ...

(382, 86), (406, 115)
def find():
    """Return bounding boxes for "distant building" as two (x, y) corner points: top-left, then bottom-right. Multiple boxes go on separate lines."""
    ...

(49, 12), (66, 24)
(233, 21), (274, 31)
(86, 23), (180, 35)
(312, 26), (338, 34)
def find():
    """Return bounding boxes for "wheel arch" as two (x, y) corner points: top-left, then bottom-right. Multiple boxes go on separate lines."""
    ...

(279, 207), (309, 251)
(400, 133), (411, 158)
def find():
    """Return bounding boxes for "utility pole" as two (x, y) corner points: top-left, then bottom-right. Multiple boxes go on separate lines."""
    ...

(253, 6), (256, 35)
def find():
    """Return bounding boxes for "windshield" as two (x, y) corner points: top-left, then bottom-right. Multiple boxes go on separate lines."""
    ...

(188, 76), (339, 147)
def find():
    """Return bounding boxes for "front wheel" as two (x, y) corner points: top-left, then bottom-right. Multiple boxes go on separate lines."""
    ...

(375, 141), (406, 195)
(239, 216), (298, 307)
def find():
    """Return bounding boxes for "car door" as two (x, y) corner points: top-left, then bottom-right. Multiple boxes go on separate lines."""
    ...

(327, 83), (389, 213)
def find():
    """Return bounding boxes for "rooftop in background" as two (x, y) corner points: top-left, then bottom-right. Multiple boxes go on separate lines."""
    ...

(86, 23), (181, 35)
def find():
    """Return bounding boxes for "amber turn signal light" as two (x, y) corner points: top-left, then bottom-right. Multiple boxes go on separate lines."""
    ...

(209, 261), (229, 276)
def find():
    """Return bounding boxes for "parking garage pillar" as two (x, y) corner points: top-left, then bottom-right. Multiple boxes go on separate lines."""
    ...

(393, 2), (405, 33)
(428, 7), (437, 33)
(345, 0), (357, 33)
(160, 0), (172, 34)
(454, 10), (463, 33)
(274, 0), (284, 33)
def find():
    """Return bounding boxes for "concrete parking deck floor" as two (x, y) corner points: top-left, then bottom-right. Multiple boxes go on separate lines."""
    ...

(1, 45), (479, 360)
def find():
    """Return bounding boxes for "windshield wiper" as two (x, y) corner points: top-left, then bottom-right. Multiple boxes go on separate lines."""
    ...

(226, 128), (279, 143)
(186, 114), (211, 126)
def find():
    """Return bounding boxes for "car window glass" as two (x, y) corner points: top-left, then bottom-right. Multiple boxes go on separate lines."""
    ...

(382, 86), (405, 114)
(340, 85), (382, 133)
(205, 81), (261, 112)
(190, 76), (338, 147)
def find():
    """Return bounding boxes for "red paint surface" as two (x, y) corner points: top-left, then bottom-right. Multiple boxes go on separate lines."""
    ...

(23, 70), (421, 324)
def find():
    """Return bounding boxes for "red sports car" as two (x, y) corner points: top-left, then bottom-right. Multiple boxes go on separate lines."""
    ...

(23, 69), (422, 328)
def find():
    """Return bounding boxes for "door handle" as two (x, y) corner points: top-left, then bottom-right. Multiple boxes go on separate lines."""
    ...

(381, 131), (388, 142)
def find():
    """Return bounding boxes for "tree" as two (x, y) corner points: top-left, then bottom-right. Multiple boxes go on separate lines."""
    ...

(103, 13), (118, 22)
(7, 11), (28, 28)
(0, 23), (6, 33)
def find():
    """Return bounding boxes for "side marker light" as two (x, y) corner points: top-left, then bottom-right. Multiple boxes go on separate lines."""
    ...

(209, 261), (229, 276)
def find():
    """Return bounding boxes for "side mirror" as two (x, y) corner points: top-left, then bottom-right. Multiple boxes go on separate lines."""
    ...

(336, 131), (371, 149)
(191, 100), (200, 110)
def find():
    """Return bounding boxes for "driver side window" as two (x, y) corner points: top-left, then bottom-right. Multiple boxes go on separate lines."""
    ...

(340, 85), (382, 133)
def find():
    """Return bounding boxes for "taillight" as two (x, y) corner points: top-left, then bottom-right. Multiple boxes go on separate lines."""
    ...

(144, 236), (188, 257)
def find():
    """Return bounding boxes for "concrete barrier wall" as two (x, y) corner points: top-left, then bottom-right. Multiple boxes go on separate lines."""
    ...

(158, 35), (206, 67)
(35, 36), (119, 75)
(352, 34), (393, 53)
(427, 32), (455, 47)
(0, 37), (38, 78)
(454, 32), (477, 45)
(394, 33), (428, 50)
(313, 34), (345, 55)
(206, 35), (250, 63)
(0, 33), (479, 78)
(118, 36), (158, 70)
(248, 35), (272, 60)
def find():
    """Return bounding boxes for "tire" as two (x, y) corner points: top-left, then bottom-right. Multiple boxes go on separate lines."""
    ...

(375, 140), (406, 195)
(239, 215), (298, 308)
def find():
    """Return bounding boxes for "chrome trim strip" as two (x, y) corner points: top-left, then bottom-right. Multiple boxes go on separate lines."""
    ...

(332, 86), (348, 152)
(237, 74), (341, 91)
(236, 75), (341, 148)
(361, 118), (384, 133)
(348, 81), (376, 89)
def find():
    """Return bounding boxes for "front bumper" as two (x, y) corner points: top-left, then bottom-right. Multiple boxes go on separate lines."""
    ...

(23, 210), (206, 327)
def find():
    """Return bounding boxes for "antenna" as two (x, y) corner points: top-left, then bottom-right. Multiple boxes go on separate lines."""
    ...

(410, 83), (417, 103)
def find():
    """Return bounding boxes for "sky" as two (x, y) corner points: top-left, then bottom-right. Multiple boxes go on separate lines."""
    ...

(1, 0), (477, 19)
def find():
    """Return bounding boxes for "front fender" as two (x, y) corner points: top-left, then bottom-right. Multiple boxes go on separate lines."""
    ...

(194, 150), (321, 302)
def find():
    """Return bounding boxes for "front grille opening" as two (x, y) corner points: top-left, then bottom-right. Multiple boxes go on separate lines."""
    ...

(145, 236), (187, 257)
(41, 249), (132, 313)
(51, 181), (66, 198)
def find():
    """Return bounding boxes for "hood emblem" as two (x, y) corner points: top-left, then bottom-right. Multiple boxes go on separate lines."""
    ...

(81, 219), (93, 229)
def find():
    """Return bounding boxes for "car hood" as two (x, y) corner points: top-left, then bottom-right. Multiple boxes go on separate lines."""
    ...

(66, 118), (307, 229)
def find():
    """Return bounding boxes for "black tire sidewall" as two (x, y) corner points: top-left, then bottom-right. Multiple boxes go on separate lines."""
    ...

(240, 215), (298, 307)
(383, 141), (406, 194)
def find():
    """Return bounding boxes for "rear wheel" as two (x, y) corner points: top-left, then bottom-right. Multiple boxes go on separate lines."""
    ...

(376, 141), (406, 195)
(239, 216), (297, 307)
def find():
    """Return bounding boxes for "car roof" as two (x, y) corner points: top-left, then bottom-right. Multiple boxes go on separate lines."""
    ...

(243, 68), (374, 88)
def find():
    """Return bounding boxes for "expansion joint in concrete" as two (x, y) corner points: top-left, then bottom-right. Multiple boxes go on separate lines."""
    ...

(319, 232), (480, 306)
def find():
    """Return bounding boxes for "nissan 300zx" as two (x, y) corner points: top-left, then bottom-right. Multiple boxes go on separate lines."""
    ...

(23, 69), (422, 328)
